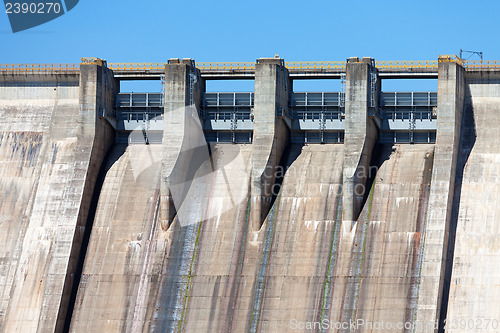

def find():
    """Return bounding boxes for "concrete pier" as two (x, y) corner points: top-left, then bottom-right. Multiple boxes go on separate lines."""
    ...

(0, 60), (115, 332)
(251, 57), (290, 229)
(415, 59), (465, 331)
(444, 69), (500, 332)
(342, 57), (378, 222)
(160, 58), (203, 229)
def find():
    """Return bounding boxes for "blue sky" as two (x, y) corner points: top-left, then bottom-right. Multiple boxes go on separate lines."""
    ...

(1, 0), (498, 91)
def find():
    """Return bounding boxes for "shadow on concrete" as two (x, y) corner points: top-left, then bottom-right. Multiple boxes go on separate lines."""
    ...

(362, 141), (393, 207)
(63, 144), (126, 332)
(267, 142), (303, 213)
(438, 84), (476, 332)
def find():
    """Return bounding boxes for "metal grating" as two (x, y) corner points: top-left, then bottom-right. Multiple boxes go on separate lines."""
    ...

(116, 93), (164, 108)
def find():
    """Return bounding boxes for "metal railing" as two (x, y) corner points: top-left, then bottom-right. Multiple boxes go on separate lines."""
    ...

(0, 63), (79, 71)
(196, 62), (255, 70)
(204, 92), (254, 107)
(108, 63), (165, 71)
(197, 61), (346, 70)
(205, 110), (252, 121)
(116, 93), (164, 108)
(118, 111), (163, 121)
(291, 92), (344, 107)
(384, 111), (433, 121)
(293, 110), (343, 121)
(285, 61), (346, 70)
(464, 60), (500, 69)
(4, 59), (500, 73)
(375, 60), (438, 69)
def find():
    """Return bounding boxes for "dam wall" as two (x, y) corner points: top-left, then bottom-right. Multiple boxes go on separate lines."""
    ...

(444, 70), (500, 332)
(415, 61), (465, 331)
(0, 56), (498, 332)
(0, 62), (116, 332)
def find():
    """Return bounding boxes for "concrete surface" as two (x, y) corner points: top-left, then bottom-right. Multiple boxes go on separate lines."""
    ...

(69, 144), (162, 332)
(160, 59), (203, 230)
(0, 63), (115, 332)
(343, 57), (378, 223)
(251, 58), (290, 230)
(2, 56), (500, 333)
(414, 61), (465, 332)
(444, 72), (500, 333)
(247, 143), (344, 332)
(335, 143), (434, 332)
(69, 143), (253, 332)
(153, 143), (253, 332)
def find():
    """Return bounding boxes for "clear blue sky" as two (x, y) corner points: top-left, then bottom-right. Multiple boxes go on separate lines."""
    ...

(1, 0), (498, 91)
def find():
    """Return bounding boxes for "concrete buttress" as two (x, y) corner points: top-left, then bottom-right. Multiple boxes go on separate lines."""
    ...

(0, 61), (115, 332)
(342, 57), (378, 222)
(251, 57), (290, 229)
(414, 60), (465, 331)
(160, 58), (203, 229)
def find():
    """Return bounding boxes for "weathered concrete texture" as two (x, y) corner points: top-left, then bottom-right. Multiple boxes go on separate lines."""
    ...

(444, 73), (500, 332)
(251, 58), (290, 229)
(4, 57), (493, 333)
(69, 144), (162, 332)
(0, 66), (115, 332)
(160, 59), (203, 229)
(71, 134), (254, 331)
(0, 131), (45, 327)
(69, 142), (253, 332)
(245, 144), (344, 332)
(333, 144), (434, 331)
(343, 57), (378, 222)
(66, 141), (436, 333)
(415, 62), (465, 331)
(156, 144), (253, 333)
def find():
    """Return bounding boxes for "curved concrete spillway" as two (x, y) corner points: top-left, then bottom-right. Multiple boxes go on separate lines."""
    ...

(68, 144), (163, 331)
(69, 143), (254, 332)
(68, 142), (435, 332)
(334, 144), (434, 329)
(1, 57), (500, 332)
(245, 144), (344, 332)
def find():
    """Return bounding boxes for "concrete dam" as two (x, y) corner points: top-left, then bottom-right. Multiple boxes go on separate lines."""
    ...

(0, 55), (498, 332)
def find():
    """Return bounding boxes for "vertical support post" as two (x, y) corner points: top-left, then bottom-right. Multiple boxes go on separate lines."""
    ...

(57, 59), (117, 332)
(160, 58), (202, 230)
(414, 58), (465, 331)
(342, 57), (378, 222)
(251, 57), (290, 229)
